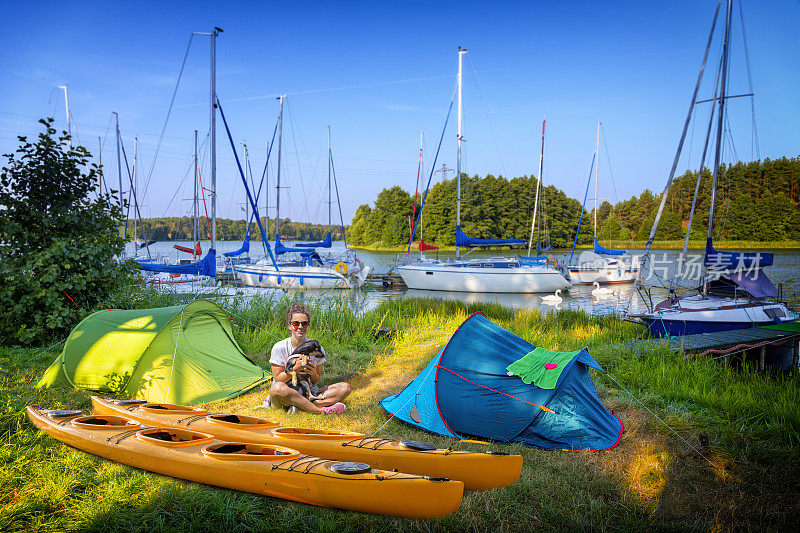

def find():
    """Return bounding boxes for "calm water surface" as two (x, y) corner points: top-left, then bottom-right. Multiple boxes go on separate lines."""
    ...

(127, 242), (800, 316)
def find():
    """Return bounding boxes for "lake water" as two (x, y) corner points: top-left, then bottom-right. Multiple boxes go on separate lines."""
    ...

(127, 241), (800, 315)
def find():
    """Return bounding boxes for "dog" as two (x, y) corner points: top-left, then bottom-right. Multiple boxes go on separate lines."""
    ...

(285, 340), (324, 402)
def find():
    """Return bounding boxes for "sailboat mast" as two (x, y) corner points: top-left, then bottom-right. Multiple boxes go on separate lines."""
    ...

(419, 131), (424, 243)
(456, 47), (466, 259)
(594, 121), (600, 243)
(327, 125), (332, 235)
(243, 141), (249, 231)
(113, 112), (125, 242)
(707, 0), (732, 242)
(275, 95), (285, 242)
(133, 137), (138, 253)
(59, 85), (72, 148)
(210, 28), (221, 249)
(265, 141), (269, 239)
(528, 118), (545, 255)
(193, 129), (198, 257)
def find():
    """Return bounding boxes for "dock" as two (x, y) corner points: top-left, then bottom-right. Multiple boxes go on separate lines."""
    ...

(365, 272), (407, 288)
(624, 323), (800, 373)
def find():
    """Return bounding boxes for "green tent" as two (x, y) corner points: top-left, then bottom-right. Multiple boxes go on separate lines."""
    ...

(38, 299), (270, 404)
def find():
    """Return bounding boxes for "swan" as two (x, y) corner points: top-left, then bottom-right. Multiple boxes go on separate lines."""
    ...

(591, 281), (616, 297)
(540, 289), (563, 305)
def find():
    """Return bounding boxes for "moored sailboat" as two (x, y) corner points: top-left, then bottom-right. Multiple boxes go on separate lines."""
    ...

(627, 0), (796, 337)
(396, 48), (571, 293)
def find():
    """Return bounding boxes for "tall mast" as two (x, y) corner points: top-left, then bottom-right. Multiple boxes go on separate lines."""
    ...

(707, 0), (732, 242)
(456, 47), (466, 259)
(594, 121), (600, 242)
(133, 137), (138, 253)
(210, 28), (219, 249)
(243, 141), (249, 233)
(327, 125), (332, 235)
(419, 131), (424, 243)
(58, 85), (72, 148)
(528, 118), (545, 255)
(275, 95), (285, 241)
(193, 130), (198, 257)
(113, 113), (124, 233)
(265, 141), (269, 239)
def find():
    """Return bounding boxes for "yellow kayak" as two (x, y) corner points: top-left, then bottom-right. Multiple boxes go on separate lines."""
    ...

(92, 396), (522, 491)
(27, 406), (463, 518)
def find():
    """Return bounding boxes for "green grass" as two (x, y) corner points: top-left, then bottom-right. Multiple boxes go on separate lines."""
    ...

(2, 295), (799, 531)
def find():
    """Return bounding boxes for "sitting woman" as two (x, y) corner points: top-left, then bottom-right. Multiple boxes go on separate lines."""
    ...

(265, 303), (350, 414)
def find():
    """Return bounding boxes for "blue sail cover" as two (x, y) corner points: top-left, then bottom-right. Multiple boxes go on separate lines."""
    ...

(455, 226), (525, 248)
(380, 313), (623, 450)
(137, 248), (216, 278)
(223, 232), (250, 257)
(594, 238), (625, 256)
(274, 237), (310, 256)
(296, 232), (332, 249)
(704, 238), (774, 270)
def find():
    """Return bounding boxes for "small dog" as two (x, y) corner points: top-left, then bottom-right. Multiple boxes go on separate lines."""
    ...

(285, 340), (324, 402)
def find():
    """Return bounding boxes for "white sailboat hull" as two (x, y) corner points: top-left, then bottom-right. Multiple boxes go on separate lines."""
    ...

(629, 295), (797, 338)
(235, 264), (352, 289)
(396, 262), (571, 293)
(566, 255), (639, 284)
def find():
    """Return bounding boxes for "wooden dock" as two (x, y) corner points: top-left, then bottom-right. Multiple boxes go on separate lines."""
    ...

(623, 323), (800, 373)
(365, 272), (407, 288)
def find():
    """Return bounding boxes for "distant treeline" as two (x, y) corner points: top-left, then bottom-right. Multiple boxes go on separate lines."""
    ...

(125, 217), (345, 243)
(346, 156), (800, 248)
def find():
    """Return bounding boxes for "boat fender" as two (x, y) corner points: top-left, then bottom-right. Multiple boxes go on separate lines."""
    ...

(399, 440), (437, 451)
(335, 262), (348, 275)
(330, 461), (372, 475)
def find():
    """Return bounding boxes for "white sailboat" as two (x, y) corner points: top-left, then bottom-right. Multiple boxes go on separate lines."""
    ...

(396, 48), (571, 294)
(566, 122), (639, 284)
(235, 98), (368, 289)
(627, 0), (796, 337)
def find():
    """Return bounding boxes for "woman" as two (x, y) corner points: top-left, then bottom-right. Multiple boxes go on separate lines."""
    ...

(265, 303), (349, 414)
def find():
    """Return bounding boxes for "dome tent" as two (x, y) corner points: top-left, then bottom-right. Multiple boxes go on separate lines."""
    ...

(38, 300), (269, 405)
(380, 313), (622, 450)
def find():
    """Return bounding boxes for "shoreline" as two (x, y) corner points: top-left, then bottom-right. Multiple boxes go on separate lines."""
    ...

(350, 240), (800, 253)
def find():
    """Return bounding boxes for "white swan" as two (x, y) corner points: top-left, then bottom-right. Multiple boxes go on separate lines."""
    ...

(540, 289), (563, 305)
(591, 281), (616, 297)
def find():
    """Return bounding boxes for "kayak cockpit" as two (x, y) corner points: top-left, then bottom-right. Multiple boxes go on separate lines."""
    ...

(205, 414), (280, 430)
(201, 443), (300, 461)
(136, 427), (214, 447)
(71, 415), (140, 430)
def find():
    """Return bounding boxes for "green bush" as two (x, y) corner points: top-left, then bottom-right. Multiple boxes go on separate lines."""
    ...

(0, 119), (134, 345)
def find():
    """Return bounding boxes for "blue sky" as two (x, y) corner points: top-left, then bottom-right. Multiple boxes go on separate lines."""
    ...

(1, 0), (798, 226)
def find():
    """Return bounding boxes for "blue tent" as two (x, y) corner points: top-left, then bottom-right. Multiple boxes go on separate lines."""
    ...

(380, 313), (622, 450)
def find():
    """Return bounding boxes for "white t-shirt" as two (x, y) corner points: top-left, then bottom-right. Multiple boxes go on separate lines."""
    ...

(269, 338), (326, 369)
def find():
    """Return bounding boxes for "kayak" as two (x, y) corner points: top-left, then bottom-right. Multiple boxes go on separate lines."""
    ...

(91, 396), (522, 491)
(27, 406), (463, 519)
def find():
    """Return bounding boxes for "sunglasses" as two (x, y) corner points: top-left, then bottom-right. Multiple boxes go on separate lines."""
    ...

(290, 320), (310, 328)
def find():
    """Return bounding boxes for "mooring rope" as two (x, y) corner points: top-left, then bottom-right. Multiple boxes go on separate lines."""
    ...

(602, 372), (719, 470)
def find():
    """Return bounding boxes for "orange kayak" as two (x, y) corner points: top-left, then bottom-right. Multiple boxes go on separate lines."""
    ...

(92, 396), (522, 491)
(27, 406), (463, 518)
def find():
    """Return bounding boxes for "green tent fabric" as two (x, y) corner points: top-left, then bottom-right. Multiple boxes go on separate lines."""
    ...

(506, 347), (582, 389)
(38, 299), (270, 404)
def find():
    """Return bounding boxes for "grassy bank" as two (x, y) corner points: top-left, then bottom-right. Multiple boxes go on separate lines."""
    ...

(353, 240), (800, 253)
(2, 294), (799, 531)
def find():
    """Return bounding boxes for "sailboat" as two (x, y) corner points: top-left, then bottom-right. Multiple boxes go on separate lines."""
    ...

(627, 0), (796, 337)
(396, 48), (571, 293)
(235, 97), (368, 289)
(566, 122), (639, 284)
(136, 28), (221, 284)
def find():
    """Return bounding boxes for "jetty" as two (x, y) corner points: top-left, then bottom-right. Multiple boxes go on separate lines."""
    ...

(625, 323), (800, 373)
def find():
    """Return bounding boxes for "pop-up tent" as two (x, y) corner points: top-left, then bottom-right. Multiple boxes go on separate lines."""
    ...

(38, 299), (269, 404)
(380, 313), (622, 450)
